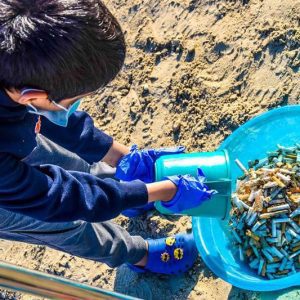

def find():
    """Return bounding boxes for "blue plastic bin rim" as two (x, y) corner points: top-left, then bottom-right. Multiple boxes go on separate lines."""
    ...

(218, 105), (300, 152)
(192, 105), (300, 291)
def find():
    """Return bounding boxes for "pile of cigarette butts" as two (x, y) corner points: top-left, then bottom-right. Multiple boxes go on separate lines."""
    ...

(230, 144), (300, 279)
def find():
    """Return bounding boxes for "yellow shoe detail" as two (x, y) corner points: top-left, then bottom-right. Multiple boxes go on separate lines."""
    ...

(174, 248), (184, 260)
(165, 237), (176, 246)
(161, 252), (170, 262)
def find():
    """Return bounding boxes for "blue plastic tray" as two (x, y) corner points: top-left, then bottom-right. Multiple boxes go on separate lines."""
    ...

(192, 105), (300, 291)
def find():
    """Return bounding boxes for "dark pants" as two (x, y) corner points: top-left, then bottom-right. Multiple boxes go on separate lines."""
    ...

(0, 134), (147, 267)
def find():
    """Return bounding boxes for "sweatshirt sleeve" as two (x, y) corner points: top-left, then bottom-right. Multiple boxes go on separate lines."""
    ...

(0, 153), (148, 222)
(40, 111), (113, 164)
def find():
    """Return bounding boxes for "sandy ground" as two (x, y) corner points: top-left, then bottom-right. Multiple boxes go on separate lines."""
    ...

(0, 0), (300, 299)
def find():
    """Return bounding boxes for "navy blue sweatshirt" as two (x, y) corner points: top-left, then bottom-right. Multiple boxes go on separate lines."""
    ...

(0, 90), (148, 222)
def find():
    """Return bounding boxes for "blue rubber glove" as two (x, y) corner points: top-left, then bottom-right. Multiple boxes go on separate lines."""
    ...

(115, 144), (185, 183)
(161, 168), (217, 213)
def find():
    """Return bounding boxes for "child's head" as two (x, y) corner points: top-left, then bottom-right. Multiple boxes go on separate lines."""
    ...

(0, 0), (126, 102)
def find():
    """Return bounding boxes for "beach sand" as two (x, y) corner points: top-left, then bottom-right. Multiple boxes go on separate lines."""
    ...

(1, 0), (299, 299)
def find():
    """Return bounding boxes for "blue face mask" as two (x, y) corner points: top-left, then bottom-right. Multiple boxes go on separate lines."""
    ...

(22, 88), (81, 127)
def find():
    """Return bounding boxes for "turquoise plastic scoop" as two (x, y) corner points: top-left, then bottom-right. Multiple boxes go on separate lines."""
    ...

(154, 150), (231, 218)
(192, 105), (300, 291)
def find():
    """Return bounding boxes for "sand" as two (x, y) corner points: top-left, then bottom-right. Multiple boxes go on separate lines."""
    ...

(0, 0), (299, 299)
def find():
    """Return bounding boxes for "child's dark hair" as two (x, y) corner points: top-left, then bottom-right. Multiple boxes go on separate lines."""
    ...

(0, 0), (126, 101)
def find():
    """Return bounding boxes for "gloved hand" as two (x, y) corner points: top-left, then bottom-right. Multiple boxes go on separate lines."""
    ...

(161, 168), (217, 213)
(115, 144), (185, 183)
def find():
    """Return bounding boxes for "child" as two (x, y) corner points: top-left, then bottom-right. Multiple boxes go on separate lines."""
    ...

(0, 0), (214, 274)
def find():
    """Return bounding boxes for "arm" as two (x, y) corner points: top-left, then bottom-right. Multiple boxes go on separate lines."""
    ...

(0, 153), (176, 223)
(40, 111), (183, 173)
(102, 141), (129, 167)
(40, 111), (119, 164)
(146, 181), (177, 202)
